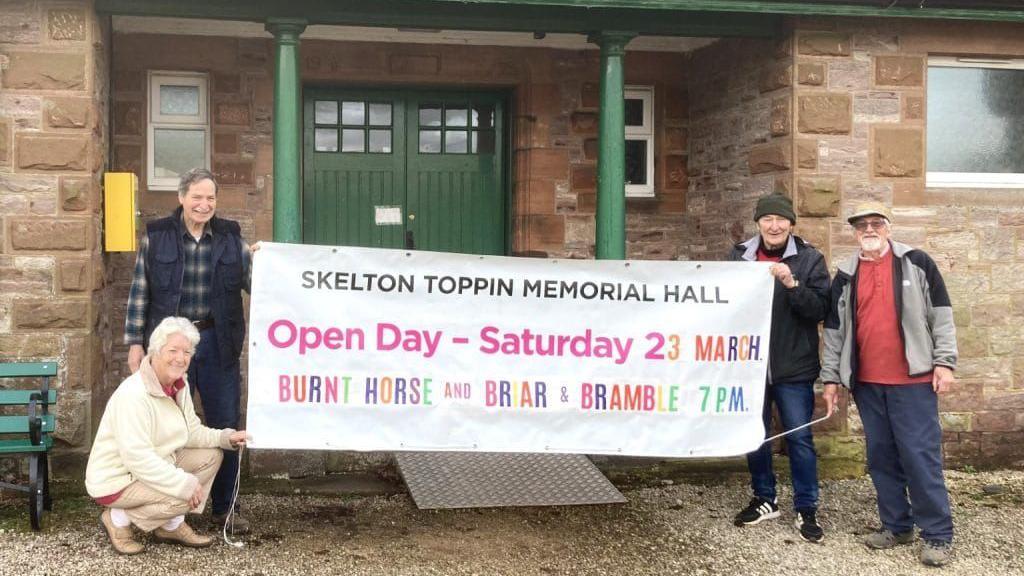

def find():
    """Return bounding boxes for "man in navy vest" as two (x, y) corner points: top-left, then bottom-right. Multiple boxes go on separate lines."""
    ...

(125, 167), (252, 535)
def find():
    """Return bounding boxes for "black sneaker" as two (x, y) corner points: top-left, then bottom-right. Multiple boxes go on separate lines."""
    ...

(733, 497), (780, 526)
(795, 508), (824, 543)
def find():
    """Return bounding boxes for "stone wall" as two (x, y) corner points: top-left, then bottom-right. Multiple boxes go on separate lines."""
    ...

(690, 19), (1024, 469)
(109, 33), (687, 476)
(788, 17), (1024, 468)
(0, 0), (108, 479)
(685, 36), (792, 261)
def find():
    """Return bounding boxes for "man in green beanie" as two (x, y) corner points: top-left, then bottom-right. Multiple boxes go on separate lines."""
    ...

(728, 193), (831, 543)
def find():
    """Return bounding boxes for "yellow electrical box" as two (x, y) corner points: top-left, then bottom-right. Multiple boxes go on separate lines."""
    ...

(104, 172), (138, 252)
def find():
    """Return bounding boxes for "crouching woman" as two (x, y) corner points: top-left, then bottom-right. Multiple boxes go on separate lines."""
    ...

(86, 316), (249, 554)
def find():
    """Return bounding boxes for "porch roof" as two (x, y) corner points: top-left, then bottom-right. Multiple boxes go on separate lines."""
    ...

(95, 0), (1024, 35)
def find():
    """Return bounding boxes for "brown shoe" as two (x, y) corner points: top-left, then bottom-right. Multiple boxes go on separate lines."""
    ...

(99, 509), (144, 555)
(153, 521), (215, 548)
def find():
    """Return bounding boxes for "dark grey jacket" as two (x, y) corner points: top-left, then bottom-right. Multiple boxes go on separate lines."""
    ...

(821, 240), (958, 388)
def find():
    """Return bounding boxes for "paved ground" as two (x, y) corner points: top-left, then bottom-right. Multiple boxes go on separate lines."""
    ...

(1, 468), (1022, 576)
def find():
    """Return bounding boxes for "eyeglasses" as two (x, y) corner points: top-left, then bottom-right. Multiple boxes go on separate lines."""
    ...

(852, 218), (888, 232)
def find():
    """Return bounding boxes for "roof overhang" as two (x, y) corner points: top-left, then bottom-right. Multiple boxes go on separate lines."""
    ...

(432, 0), (1024, 23)
(95, 0), (1024, 35)
(111, 16), (719, 52)
(96, 0), (782, 38)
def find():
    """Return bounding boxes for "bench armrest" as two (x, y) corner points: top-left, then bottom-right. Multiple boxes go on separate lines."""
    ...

(28, 393), (42, 446)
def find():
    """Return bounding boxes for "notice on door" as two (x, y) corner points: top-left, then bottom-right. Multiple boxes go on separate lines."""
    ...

(374, 205), (403, 225)
(247, 243), (774, 457)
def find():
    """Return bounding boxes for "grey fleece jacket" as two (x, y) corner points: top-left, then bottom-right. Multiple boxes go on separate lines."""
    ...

(821, 240), (958, 388)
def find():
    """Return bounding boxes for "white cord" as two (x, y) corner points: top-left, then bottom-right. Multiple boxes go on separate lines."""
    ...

(761, 409), (834, 444)
(222, 443), (245, 548)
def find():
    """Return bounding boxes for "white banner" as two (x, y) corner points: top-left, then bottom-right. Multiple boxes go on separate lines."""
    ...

(246, 243), (773, 457)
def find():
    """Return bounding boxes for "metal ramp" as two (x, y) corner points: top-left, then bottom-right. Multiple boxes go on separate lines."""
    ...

(394, 452), (627, 509)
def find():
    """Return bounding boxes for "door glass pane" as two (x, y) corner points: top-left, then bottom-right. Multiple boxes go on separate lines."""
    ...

(419, 104), (442, 127)
(160, 85), (200, 116)
(341, 101), (365, 125)
(445, 131), (468, 153)
(153, 129), (205, 178)
(625, 139), (648, 185)
(369, 129), (392, 153)
(928, 66), (1024, 173)
(473, 131), (495, 154)
(315, 101), (338, 125)
(315, 128), (338, 152)
(419, 130), (442, 153)
(342, 129), (364, 152)
(473, 104), (494, 128)
(368, 103), (392, 126)
(625, 98), (644, 128)
(446, 108), (468, 127)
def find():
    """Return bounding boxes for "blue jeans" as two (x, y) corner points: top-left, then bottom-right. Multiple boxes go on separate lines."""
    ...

(747, 381), (819, 511)
(852, 382), (953, 543)
(187, 326), (241, 516)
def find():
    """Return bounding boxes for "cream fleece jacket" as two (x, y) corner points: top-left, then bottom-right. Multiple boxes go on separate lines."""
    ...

(85, 355), (235, 501)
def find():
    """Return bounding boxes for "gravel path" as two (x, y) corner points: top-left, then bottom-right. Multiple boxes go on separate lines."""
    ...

(1, 469), (1022, 576)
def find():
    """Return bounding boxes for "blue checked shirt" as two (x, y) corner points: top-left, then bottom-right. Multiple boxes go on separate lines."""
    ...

(124, 224), (251, 345)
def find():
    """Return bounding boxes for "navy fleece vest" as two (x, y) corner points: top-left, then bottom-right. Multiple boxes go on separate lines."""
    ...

(142, 207), (245, 368)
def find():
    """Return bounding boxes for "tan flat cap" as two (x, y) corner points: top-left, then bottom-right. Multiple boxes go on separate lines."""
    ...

(847, 201), (893, 224)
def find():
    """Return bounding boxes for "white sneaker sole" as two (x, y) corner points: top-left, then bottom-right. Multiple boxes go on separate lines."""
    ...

(740, 510), (780, 525)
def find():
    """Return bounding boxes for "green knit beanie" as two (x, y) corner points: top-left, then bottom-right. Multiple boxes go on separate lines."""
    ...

(753, 194), (796, 224)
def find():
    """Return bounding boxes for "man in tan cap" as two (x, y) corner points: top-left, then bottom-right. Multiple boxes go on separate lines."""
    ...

(821, 201), (957, 567)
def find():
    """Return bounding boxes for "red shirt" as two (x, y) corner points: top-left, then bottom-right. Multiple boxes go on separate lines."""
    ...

(756, 246), (784, 263)
(95, 377), (186, 506)
(855, 249), (932, 385)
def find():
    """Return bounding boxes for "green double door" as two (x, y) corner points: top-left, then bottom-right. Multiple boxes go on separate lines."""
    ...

(303, 88), (506, 255)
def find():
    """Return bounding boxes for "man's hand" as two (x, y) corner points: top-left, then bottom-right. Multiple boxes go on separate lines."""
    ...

(188, 480), (204, 509)
(250, 241), (262, 254)
(127, 344), (145, 373)
(769, 263), (797, 289)
(822, 383), (841, 416)
(933, 366), (955, 394)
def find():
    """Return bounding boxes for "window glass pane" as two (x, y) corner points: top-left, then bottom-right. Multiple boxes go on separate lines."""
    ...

(160, 85), (200, 116)
(368, 103), (392, 126)
(445, 131), (468, 153)
(446, 108), (468, 127)
(625, 98), (644, 128)
(341, 101), (365, 125)
(369, 129), (392, 153)
(473, 104), (495, 128)
(928, 66), (1024, 174)
(315, 128), (338, 152)
(419, 105), (442, 127)
(419, 130), (442, 153)
(342, 129), (364, 152)
(315, 101), (338, 125)
(153, 129), (205, 179)
(625, 139), (648, 185)
(472, 131), (496, 154)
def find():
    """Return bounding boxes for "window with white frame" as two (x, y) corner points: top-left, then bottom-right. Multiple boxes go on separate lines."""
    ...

(147, 71), (210, 190)
(926, 57), (1024, 188)
(625, 86), (655, 198)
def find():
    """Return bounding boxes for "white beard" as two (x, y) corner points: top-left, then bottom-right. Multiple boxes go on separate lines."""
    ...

(860, 237), (884, 253)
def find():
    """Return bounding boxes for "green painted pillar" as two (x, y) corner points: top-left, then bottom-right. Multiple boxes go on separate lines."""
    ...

(588, 31), (634, 260)
(266, 18), (307, 243)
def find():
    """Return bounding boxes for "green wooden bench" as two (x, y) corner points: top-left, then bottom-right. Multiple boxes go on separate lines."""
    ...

(0, 361), (58, 531)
